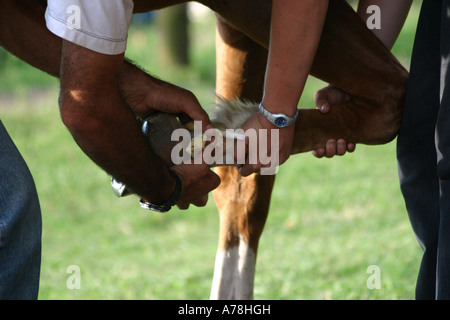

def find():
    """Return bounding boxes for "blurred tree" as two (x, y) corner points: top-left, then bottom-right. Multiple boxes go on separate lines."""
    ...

(157, 4), (190, 66)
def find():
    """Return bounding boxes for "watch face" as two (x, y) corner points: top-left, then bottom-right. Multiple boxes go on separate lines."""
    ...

(274, 117), (288, 127)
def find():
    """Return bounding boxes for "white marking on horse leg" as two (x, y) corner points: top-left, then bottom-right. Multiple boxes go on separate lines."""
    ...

(210, 236), (256, 300)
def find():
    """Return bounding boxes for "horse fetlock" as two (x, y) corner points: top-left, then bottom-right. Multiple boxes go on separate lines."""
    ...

(357, 95), (405, 145)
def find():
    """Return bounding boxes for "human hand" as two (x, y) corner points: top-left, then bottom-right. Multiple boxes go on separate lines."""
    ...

(314, 85), (351, 114)
(171, 163), (221, 210)
(237, 112), (294, 176)
(143, 82), (212, 132)
(312, 85), (355, 158)
(312, 139), (356, 158)
(120, 64), (211, 132)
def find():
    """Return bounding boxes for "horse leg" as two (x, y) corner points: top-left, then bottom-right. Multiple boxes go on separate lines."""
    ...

(210, 16), (273, 300)
(203, 0), (408, 152)
(131, 0), (408, 298)
(132, 0), (407, 152)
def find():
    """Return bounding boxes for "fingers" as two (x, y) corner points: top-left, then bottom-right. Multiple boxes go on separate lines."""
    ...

(346, 142), (356, 153)
(237, 163), (258, 177)
(313, 87), (354, 159)
(177, 194), (208, 210)
(314, 88), (331, 113)
(151, 85), (212, 132)
(177, 105), (211, 133)
(191, 194), (209, 207)
(237, 156), (282, 177)
(312, 139), (356, 158)
(185, 105), (212, 133)
(172, 163), (221, 210)
(205, 169), (222, 190)
(336, 139), (347, 156)
(311, 147), (326, 158)
(182, 92), (212, 132)
(176, 201), (190, 210)
(315, 86), (351, 114)
(180, 170), (220, 208)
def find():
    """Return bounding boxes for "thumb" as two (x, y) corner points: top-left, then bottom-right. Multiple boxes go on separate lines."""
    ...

(182, 93), (212, 132)
(315, 86), (351, 114)
(314, 87), (331, 114)
(187, 107), (212, 133)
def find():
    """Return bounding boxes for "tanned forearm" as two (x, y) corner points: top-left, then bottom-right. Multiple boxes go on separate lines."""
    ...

(1, 0), (222, 205)
(263, 0), (329, 115)
(59, 41), (176, 203)
(0, 0), (176, 203)
(0, 0), (61, 76)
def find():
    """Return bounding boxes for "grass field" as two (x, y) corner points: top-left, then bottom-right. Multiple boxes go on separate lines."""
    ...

(0, 3), (423, 300)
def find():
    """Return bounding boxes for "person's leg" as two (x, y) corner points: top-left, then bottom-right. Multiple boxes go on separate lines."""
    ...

(434, 0), (450, 300)
(0, 121), (42, 299)
(397, 0), (442, 300)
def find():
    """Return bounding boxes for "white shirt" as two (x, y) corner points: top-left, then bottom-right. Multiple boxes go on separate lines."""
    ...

(45, 0), (134, 55)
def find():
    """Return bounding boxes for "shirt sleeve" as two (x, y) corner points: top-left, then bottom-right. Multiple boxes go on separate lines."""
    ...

(45, 0), (134, 55)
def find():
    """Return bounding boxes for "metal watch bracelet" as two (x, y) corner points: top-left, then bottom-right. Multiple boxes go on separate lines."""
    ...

(258, 102), (299, 128)
(140, 170), (182, 213)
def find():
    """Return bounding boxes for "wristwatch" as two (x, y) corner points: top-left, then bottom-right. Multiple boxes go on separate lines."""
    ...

(139, 170), (182, 213)
(258, 102), (299, 128)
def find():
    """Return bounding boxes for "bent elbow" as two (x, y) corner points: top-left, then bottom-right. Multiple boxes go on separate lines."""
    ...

(59, 93), (99, 136)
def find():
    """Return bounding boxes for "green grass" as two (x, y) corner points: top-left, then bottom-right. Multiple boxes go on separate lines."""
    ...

(0, 3), (423, 300)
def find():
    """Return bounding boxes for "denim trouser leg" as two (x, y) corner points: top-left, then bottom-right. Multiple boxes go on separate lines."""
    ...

(0, 121), (42, 299)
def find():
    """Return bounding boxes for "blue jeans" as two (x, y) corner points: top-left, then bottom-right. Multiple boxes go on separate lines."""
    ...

(0, 120), (42, 299)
